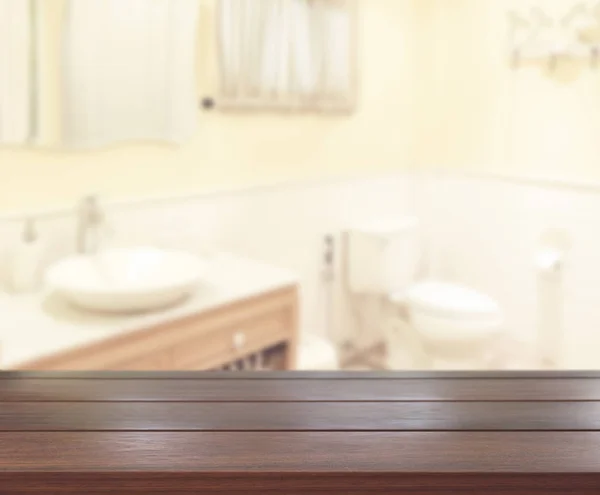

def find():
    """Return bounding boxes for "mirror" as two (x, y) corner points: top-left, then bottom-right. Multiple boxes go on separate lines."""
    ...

(0, 0), (201, 150)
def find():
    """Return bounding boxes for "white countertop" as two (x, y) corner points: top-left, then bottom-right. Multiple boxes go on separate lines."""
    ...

(0, 253), (298, 369)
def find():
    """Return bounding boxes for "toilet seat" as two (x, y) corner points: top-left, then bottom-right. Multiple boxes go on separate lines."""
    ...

(405, 281), (501, 322)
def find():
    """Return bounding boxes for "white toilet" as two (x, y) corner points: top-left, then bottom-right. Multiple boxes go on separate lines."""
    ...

(347, 217), (504, 370)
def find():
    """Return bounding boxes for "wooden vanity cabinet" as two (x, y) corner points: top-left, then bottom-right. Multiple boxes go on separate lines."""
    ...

(15, 286), (299, 371)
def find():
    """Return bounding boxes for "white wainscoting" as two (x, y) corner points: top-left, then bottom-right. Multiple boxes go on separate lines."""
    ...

(425, 172), (600, 369)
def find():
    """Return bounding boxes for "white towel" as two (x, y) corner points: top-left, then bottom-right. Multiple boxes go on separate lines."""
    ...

(0, 0), (34, 145)
(62, 0), (200, 149)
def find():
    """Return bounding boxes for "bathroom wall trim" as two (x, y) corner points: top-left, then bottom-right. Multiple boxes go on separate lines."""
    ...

(0, 170), (414, 223)
(433, 168), (600, 195)
(6, 167), (598, 224)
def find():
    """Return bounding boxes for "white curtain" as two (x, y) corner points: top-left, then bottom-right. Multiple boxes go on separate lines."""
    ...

(218, 0), (273, 99)
(218, 0), (353, 109)
(0, 0), (35, 144)
(319, 1), (352, 100)
(62, 0), (200, 149)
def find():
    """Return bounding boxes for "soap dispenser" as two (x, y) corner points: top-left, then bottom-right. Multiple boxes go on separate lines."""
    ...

(11, 218), (44, 294)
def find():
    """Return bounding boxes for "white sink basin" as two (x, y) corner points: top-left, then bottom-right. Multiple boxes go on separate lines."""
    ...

(45, 247), (208, 313)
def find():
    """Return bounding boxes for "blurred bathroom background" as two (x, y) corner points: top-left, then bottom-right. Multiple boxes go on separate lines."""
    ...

(0, 0), (598, 371)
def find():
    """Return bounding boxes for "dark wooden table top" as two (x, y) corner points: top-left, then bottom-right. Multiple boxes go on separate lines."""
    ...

(3, 371), (600, 494)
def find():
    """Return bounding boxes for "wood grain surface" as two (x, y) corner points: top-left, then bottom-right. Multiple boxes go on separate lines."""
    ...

(6, 375), (600, 401)
(2, 371), (600, 494)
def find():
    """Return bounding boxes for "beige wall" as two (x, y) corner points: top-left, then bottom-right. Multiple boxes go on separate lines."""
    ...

(419, 0), (600, 182)
(0, 0), (421, 213)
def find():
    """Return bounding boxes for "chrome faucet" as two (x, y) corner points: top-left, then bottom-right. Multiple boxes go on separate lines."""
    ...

(76, 195), (105, 254)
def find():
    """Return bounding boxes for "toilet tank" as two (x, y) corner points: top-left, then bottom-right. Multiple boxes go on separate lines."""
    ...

(346, 217), (421, 295)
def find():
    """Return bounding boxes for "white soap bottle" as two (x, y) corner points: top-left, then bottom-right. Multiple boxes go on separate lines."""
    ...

(11, 218), (44, 294)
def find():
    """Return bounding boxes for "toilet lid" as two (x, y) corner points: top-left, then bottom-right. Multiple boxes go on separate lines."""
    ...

(406, 281), (500, 320)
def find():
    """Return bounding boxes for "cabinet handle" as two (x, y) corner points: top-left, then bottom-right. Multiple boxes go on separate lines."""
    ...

(232, 331), (247, 351)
